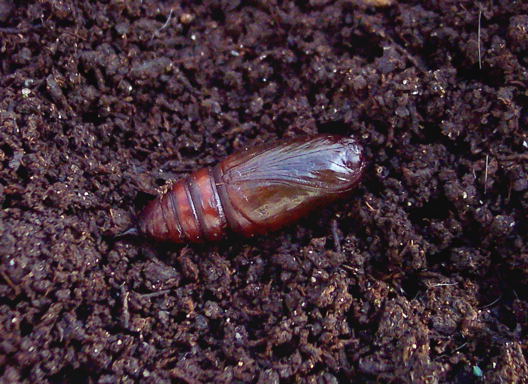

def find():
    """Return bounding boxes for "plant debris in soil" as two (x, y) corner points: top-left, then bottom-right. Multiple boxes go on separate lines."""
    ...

(1, 1), (527, 383)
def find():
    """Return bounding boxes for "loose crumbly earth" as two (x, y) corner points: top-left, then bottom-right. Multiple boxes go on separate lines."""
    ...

(1, 1), (527, 383)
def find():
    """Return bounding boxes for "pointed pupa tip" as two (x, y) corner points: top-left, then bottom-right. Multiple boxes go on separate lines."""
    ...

(115, 226), (140, 239)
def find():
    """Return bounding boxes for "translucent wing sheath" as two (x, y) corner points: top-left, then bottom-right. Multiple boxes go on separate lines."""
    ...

(137, 135), (365, 243)
(221, 135), (364, 190)
(214, 135), (365, 237)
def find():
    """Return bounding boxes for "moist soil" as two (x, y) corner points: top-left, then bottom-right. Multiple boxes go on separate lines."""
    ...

(1, 1), (527, 383)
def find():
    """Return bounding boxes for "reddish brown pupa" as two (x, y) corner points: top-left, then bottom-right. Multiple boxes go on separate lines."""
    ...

(128, 134), (365, 243)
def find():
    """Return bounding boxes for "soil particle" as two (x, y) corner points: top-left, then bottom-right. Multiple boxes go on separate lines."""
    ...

(1, 1), (528, 383)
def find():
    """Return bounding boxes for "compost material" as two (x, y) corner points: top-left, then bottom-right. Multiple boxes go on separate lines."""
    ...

(1, 1), (527, 383)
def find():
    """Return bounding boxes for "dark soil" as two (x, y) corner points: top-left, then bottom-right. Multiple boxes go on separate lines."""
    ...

(1, 1), (527, 383)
